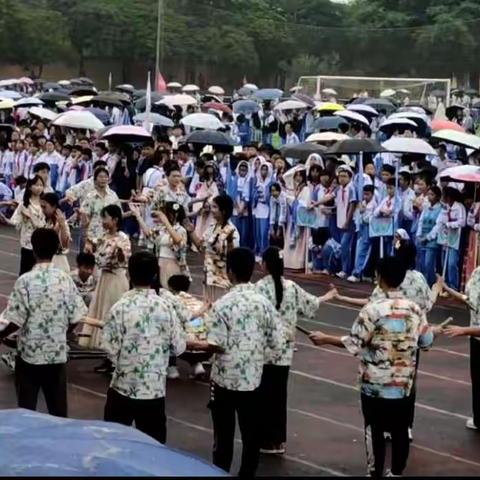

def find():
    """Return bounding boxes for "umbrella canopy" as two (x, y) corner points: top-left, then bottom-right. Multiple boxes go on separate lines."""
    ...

(182, 84), (200, 93)
(273, 100), (308, 111)
(202, 102), (232, 115)
(39, 92), (71, 103)
(0, 79), (19, 87)
(28, 107), (57, 121)
(253, 88), (283, 101)
(322, 88), (338, 96)
(58, 80), (71, 86)
(14, 97), (44, 108)
(334, 110), (369, 126)
(326, 138), (385, 155)
(69, 86), (98, 97)
(380, 88), (396, 98)
(237, 86), (257, 97)
(71, 95), (95, 106)
(79, 77), (94, 85)
(364, 98), (396, 112)
(167, 81), (182, 88)
(243, 83), (258, 90)
(232, 99), (260, 115)
(346, 104), (379, 117)
(101, 125), (152, 143)
(85, 107), (111, 124)
(0, 90), (23, 100)
(184, 130), (233, 146)
(389, 111), (428, 126)
(315, 102), (344, 113)
(0, 409), (225, 476)
(181, 113), (223, 130)
(53, 111), (104, 131)
(382, 137), (437, 156)
(115, 84), (135, 94)
(430, 89), (446, 97)
(306, 132), (349, 143)
(208, 86), (225, 95)
(440, 165), (480, 183)
(432, 129), (480, 150)
(311, 116), (348, 132)
(292, 93), (316, 108)
(0, 99), (15, 110)
(379, 118), (418, 133)
(91, 95), (123, 108)
(431, 119), (465, 133)
(18, 76), (34, 85)
(134, 92), (164, 110)
(42, 82), (61, 91)
(157, 94), (197, 107)
(133, 112), (174, 128)
(280, 143), (327, 161)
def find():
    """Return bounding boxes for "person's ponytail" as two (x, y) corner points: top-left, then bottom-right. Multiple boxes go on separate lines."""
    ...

(262, 246), (284, 310)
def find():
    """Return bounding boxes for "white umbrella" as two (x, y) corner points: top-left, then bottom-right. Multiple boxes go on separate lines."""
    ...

(380, 118), (418, 129)
(157, 94), (197, 107)
(0, 90), (23, 100)
(380, 88), (396, 98)
(182, 84), (200, 93)
(306, 132), (349, 143)
(0, 79), (19, 87)
(243, 83), (258, 91)
(14, 97), (44, 108)
(382, 137), (437, 155)
(28, 107), (57, 121)
(167, 81), (182, 88)
(346, 104), (379, 116)
(390, 111), (428, 122)
(58, 80), (71, 86)
(53, 111), (104, 131)
(432, 129), (480, 150)
(273, 100), (308, 111)
(0, 99), (15, 110)
(181, 113), (223, 130)
(322, 88), (338, 96)
(71, 95), (94, 105)
(208, 86), (225, 95)
(334, 110), (370, 126)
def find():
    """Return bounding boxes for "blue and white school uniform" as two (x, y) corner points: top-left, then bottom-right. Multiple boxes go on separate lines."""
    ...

(352, 197), (377, 279)
(253, 164), (273, 257)
(229, 161), (252, 248)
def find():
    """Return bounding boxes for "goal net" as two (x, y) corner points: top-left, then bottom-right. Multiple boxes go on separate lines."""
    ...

(296, 75), (452, 107)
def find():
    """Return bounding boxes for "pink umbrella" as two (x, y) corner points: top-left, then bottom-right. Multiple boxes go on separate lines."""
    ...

(431, 119), (465, 133)
(18, 76), (34, 85)
(100, 125), (152, 143)
(440, 165), (480, 183)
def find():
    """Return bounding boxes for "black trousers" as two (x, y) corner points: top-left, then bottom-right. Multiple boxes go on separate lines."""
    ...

(408, 349), (421, 429)
(470, 337), (480, 427)
(104, 388), (166, 444)
(15, 357), (67, 417)
(361, 394), (411, 478)
(258, 364), (290, 446)
(19, 248), (35, 276)
(209, 382), (260, 477)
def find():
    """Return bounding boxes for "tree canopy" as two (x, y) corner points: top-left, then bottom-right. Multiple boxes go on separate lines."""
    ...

(0, 0), (479, 86)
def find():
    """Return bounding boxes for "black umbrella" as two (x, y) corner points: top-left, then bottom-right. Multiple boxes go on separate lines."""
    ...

(115, 84), (135, 94)
(326, 138), (385, 155)
(311, 116), (348, 132)
(38, 92), (71, 103)
(69, 86), (98, 97)
(292, 93), (316, 108)
(79, 77), (94, 86)
(280, 143), (326, 161)
(133, 89), (147, 100)
(42, 82), (61, 91)
(91, 96), (123, 108)
(465, 88), (478, 96)
(364, 98), (396, 110)
(69, 78), (85, 86)
(97, 91), (132, 105)
(184, 130), (233, 146)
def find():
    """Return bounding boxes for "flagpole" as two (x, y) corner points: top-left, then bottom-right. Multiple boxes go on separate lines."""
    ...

(154, 0), (163, 91)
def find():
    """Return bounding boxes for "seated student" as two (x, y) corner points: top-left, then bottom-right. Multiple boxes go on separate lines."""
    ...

(70, 252), (97, 307)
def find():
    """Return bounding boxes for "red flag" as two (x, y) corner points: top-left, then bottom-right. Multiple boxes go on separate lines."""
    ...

(155, 71), (167, 93)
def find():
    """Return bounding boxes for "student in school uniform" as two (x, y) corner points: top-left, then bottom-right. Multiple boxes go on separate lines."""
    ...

(269, 183), (287, 249)
(229, 159), (252, 248)
(398, 170), (415, 237)
(253, 161), (273, 260)
(372, 177), (398, 256)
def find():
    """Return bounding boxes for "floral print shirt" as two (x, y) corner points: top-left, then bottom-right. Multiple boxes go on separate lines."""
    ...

(95, 232), (131, 271)
(151, 185), (190, 213)
(465, 266), (480, 328)
(256, 276), (320, 365)
(3, 263), (87, 364)
(10, 202), (45, 250)
(341, 291), (434, 399)
(80, 187), (120, 243)
(202, 221), (240, 289)
(102, 289), (187, 400)
(207, 283), (285, 391)
(65, 177), (95, 204)
(370, 269), (434, 313)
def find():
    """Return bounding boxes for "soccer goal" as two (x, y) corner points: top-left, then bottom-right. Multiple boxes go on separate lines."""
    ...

(297, 75), (452, 107)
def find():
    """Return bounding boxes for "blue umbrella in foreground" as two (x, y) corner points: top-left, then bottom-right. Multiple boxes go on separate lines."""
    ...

(310, 116), (348, 132)
(253, 88), (283, 101)
(0, 409), (226, 476)
(85, 107), (111, 125)
(232, 99), (259, 115)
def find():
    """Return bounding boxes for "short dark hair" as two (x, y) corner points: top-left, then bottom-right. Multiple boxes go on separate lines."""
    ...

(31, 228), (59, 261)
(375, 256), (407, 288)
(93, 160), (107, 170)
(76, 251), (96, 268)
(270, 182), (282, 193)
(386, 178), (396, 187)
(101, 204), (123, 229)
(33, 162), (50, 173)
(82, 148), (92, 159)
(94, 166), (109, 180)
(128, 251), (159, 287)
(363, 184), (374, 193)
(41, 192), (59, 208)
(165, 162), (181, 177)
(395, 241), (417, 271)
(227, 247), (255, 283)
(213, 194), (234, 223)
(429, 186), (442, 198)
(167, 274), (191, 293)
(399, 171), (411, 183)
(381, 164), (395, 175)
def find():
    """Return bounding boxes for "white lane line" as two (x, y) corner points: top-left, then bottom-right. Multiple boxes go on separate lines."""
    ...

(0, 249), (19, 258)
(0, 268), (17, 278)
(295, 341), (470, 386)
(70, 383), (480, 471)
(69, 383), (345, 477)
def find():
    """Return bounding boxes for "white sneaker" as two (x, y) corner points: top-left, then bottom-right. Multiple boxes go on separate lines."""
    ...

(255, 256), (262, 263)
(336, 271), (347, 279)
(320, 269), (330, 275)
(385, 470), (401, 477)
(193, 362), (205, 377)
(347, 275), (360, 283)
(384, 431), (391, 440)
(408, 428), (413, 441)
(167, 366), (180, 379)
(466, 418), (478, 430)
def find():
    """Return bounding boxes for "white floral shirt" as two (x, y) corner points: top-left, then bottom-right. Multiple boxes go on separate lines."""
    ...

(102, 289), (187, 400)
(65, 177), (95, 203)
(151, 185), (190, 212)
(81, 187), (120, 242)
(10, 202), (45, 250)
(465, 267), (480, 328)
(3, 263), (87, 364)
(95, 232), (131, 271)
(370, 269), (434, 313)
(207, 283), (285, 391)
(256, 276), (320, 365)
(158, 288), (190, 328)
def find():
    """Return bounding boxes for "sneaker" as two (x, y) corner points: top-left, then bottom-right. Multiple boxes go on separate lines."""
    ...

(1, 352), (15, 371)
(385, 470), (402, 477)
(347, 275), (360, 283)
(260, 443), (285, 454)
(320, 269), (330, 275)
(384, 431), (391, 440)
(466, 418), (479, 430)
(408, 428), (413, 441)
(193, 362), (205, 377)
(336, 271), (347, 279)
(167, 366), (180, 379)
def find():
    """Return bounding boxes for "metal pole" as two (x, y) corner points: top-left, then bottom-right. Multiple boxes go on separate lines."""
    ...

(154, 0), (163, 89)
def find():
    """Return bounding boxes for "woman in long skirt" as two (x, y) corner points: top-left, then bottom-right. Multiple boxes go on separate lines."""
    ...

(193, 162), (220, 240)
(256, 246), (336, 454)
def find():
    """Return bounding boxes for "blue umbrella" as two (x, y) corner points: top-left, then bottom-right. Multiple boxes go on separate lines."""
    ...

(0, 409), (227, 476)
(310, 116), (348, 132)
(232, 99), (260, 115)
(253, 88), (283, 101)
(0, 90), (23, 100)
(85, 107), (111, 125)
(133, 112), (174, 128)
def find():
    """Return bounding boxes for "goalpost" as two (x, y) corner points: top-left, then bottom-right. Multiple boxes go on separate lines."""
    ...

(297, 75), (452, 107)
